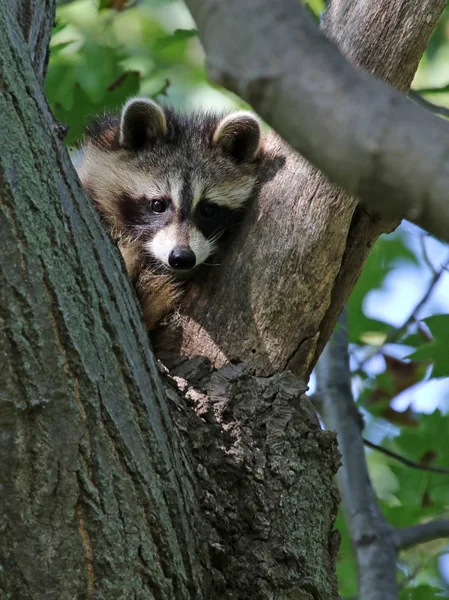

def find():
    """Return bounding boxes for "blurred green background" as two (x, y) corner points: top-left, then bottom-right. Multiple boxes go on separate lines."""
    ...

(47, 1), (449, 597)
(48, 0), (245, 146)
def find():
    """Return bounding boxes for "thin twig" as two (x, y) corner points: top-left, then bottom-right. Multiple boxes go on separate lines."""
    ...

(412, 83), (449, 95)
(363, 439), (449, 475)
(409, 91), (449, 120)
(353, 251), (449, 373)
(400, 253), (449, 331)
(311, 393), (449, 474)
(185, 0), (449, 242)
(419, 234), (438, 275)
(316, 308), (398, 600)
(394, 519), (449, 551)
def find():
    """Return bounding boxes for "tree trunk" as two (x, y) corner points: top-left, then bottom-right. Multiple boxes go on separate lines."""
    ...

(0, 2), (205, 597)
(0, 2), (340, 599)
(178, 0), (445, 379)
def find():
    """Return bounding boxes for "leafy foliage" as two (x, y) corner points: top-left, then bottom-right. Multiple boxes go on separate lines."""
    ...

(346, 226), (449, 596)
(46, 0), (235, 147)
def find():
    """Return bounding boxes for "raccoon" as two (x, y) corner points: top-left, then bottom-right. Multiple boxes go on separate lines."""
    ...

(75, 97), (262, 330)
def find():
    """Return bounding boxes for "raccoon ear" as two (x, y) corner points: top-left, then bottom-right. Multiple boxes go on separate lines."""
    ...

(213, 111), (262, 162)
(119, 97), (167, 150)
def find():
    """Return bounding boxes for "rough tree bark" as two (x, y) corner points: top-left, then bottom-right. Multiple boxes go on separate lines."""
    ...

(177, 0), (446, 378)
(0, 1), (340, 599)
(0, 1), (205, 597)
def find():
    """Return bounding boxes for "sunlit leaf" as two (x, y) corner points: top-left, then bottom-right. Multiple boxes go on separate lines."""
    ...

(359, 331), (388, 346)
(303, 0), (325, 18)
(153, 29), (197, 51)
(53, 71), (140, 145)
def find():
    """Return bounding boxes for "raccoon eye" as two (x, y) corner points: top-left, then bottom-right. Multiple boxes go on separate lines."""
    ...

(151, 199), (167, 213)
(198, 203), (218, 219)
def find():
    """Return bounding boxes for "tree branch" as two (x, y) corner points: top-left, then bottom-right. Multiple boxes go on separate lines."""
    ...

(353, 246), (449, 373)
(409, 91), (449, 121)
(316, 308), (398, 600)
(395, 519), (449, 551)
(184, 0), (449, 243)
(414, 83), (449, 95)
(363, 439), (449, 475)
(310, 397), (449, 475)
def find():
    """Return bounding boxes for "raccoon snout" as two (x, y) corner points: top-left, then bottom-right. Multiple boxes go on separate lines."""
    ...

(168, 246), (196, 270)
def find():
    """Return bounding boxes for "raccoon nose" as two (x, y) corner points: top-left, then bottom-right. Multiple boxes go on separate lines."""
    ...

(169, 246), (196, 270)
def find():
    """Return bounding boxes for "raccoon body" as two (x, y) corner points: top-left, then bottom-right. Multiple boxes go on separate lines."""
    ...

(75, 97), (262, 330)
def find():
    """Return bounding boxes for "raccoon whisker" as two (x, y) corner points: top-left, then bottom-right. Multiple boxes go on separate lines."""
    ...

(208, 236), (222, 246)
(207, 243), (220, 255)
(202, 261), (222, 267)
(207, 232), (225, 246)
(127, 232), (144, 245)
(143, 253), (172, 274)
(131, 225), (150, 239)
(207, 246), (220, 260)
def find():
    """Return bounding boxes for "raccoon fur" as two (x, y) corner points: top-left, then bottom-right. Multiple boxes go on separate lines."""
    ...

(75, 97), (262, 330)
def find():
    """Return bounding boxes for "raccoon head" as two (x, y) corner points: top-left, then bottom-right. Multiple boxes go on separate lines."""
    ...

(76, 97), (262, 275)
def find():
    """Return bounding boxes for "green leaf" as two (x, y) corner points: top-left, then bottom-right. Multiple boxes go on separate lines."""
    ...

(303, 0), (325, 18)
(386, 410), (449, 508)
(381, 504), (444, 528)
(153, 29), (197, 51)
(367, 452), (399, 501)
(50, 40), (78, 56)
(408, 315), (449, 378)
(52, 71), (140, 146)
(399, 585), (444, 600)
(400, 327), (432, 349)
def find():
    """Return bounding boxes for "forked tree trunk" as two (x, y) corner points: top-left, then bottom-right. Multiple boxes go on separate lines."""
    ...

(0, 2), (339, 599)
(178, 0), (445, 379)
(0, 0), (444, 599)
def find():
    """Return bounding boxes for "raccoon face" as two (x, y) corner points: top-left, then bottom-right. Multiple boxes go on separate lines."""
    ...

(76, 97), (262, 275)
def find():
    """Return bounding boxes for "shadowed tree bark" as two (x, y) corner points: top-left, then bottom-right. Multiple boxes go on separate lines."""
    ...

(0, 1), (340, 599)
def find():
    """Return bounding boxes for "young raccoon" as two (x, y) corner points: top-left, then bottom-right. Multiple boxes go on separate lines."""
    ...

(75, 97), (262, 330)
